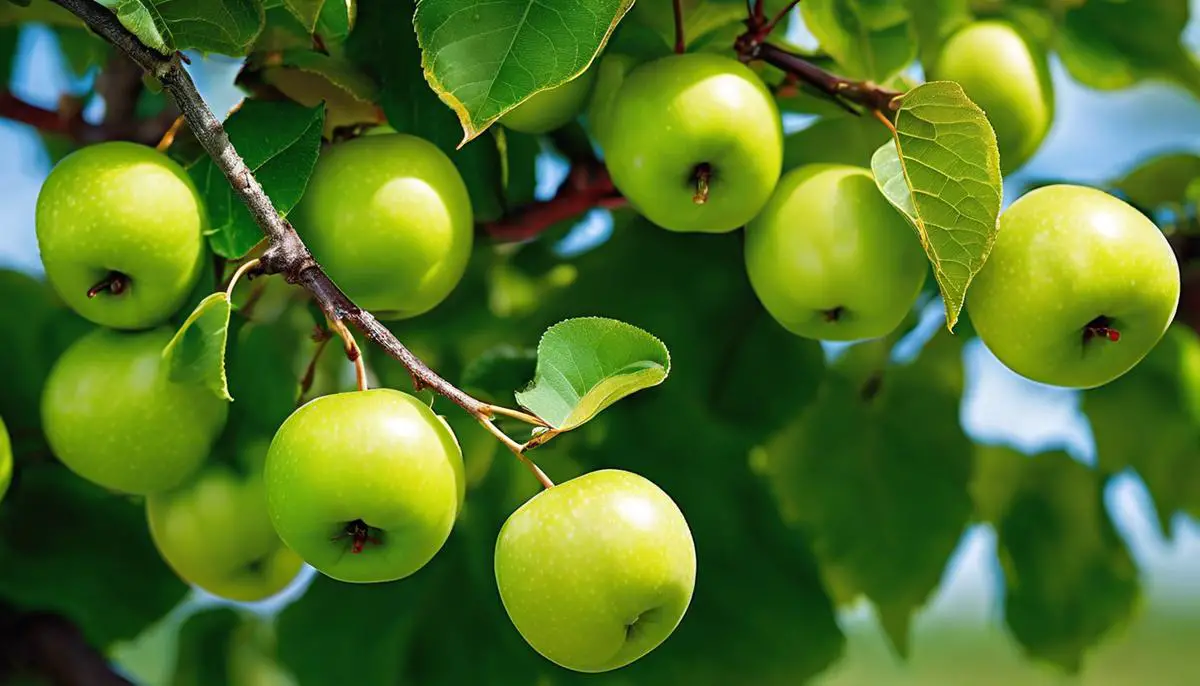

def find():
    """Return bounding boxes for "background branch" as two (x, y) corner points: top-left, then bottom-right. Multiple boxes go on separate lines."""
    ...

(482, 163), (624, 242)
(0, 605), (133, 686)
(49, 0), (492, 419)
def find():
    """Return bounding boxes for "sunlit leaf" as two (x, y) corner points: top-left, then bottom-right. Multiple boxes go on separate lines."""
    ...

(871, 80), (1002, 330)
(515, 317), (671, 431)
(162, 292), (233, 402)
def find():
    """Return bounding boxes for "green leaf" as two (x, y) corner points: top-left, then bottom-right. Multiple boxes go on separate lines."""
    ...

(997, 452), (1140, 673)
(170, 607), (240, 686)
(277, 574), (432, 685)
(99, 0), (265, 56)
(1081, 325), (1200, 539)
(187, 99), (324, 259)
(1059, 0), (1200, 97)
(870, 80), (1002, 330)
(514, 317), (671, 431)
(282, 0), (325, 32)
(903, 0), (971, 67)
(801, 0), (917, 82)
(0, 464), (190, 648)
(1112, 152), (1200, 209)
(969, 442), (1028, 525)
(257, 50), (381, 135)
(711, 308), (826, 437)
(162, 292), (234, 402)
(414, 0), (633, 144)
(762, 329), (973, 658)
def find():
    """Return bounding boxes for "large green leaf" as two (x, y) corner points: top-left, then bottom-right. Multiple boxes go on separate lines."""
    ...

(1112, 152), (1200, 209)
(871, 80), (1002, 330)
(98, 0), (265, 56)
(187, 100), (325, 259)
(514, 317), (671, 432)
(801, 0), (917, 82)
(763, 329), (973, 657)
(414, 0), (633, 144)
(0, 464), (190, 648)
(1059, 0), (1200, 97)
(997, 452), (1141, 673)
(1081, 325), (1200, 539)
(163, 292), (234, 402)
(282, 0), (353, 33)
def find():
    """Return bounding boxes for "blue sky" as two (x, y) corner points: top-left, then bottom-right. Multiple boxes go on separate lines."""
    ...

(3, 4), (1200, 648)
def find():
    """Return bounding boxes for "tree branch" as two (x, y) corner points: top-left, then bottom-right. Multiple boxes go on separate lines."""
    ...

(734, 9), (904, 116)
(482, 163), (624, 243)
(49, 0), (490, 419)
(0, 606), (133, 686)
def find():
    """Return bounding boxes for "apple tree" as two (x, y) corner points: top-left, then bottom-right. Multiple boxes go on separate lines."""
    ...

(0, 0), (1195, 683)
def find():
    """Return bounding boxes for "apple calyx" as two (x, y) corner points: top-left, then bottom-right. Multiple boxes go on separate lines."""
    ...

(332, 519), (383, 554)
(86, 271), (129, 298)
(1083, 315), (1121, 343)
(692, 163), (712, 205)
(822, 306), (845, 323)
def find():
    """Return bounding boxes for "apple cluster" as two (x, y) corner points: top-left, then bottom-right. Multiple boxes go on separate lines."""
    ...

(30, 131), (699, 673)
(513, 23), (1179, 389)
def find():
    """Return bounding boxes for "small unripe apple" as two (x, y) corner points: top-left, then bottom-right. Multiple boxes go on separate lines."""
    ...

(584, 52), (641, 150)
(744, 164), (928, 341)
(264, 388), (465, 583)
(40, 326), (229, 495)
(494, 469), (697, 673)
(35, 141), (208, 330)
(499, 66), (599, 134)
(603, 52), (783, 233)
(292, 134), (474, 319)
(967, 184), (1180, 388)
(147, 441), (304, 602)
(929, 20), (1054, 174)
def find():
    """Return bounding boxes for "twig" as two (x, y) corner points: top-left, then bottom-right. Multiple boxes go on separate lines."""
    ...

(297, 327), (333, 406)
(486, 404), (549, 427)
(673, 0), (686, 54)
(477, 418), (555, 490)
(742, 42), (903, 115)
(329, 318), (368, 393)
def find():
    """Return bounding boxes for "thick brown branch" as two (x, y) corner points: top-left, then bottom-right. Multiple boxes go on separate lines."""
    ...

(50, 0), (489, 418)
(482, 164), (625, 243)
(0, 607), (133, 686)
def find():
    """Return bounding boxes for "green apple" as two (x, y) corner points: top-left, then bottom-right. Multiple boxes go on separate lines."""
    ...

(147, 440), (304, 602)
(263, 388), (465, 583)
(929, 20), (1054, 174)
(602, 52), (783, 233)
(494, 469), (696, 673)
(35, 141), (208, 330)
(585, 52), (641, 150)
(0, 414), (11, 503)
(292, 133), (474, 319)
(967, 184), (1180, 389)
(743, 164), (928, 341)
(499, 66), (599, 134)
(40, 326), (229, 494)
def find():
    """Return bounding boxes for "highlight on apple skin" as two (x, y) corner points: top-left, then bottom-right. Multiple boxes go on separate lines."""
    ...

(966, 184), (1181, 389)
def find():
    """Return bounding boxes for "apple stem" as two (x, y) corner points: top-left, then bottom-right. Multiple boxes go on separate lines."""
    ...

(224, 257), (262, 301)
(693, 164), (711, 205)
(297, 327), (333, 407)
(672, 0), (686, 54)
(1083, 316), (1121, 344)
(329, 318), (369, 392)
(86, 271), (128, 298)
(477, 418), (556, 489)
